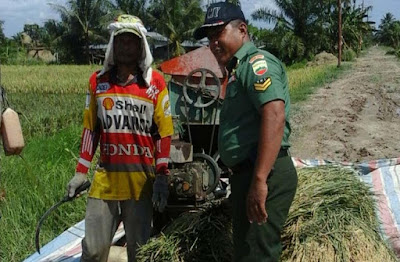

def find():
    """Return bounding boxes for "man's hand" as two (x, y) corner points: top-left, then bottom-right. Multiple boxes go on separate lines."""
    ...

(246, 180), (268, 225)
(66, 172), (88, 198)
(152, 174), (169, 212)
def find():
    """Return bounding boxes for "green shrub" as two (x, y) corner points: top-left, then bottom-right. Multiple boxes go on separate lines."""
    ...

(342, 48), (357, 61)
(394, 49), (400, 58)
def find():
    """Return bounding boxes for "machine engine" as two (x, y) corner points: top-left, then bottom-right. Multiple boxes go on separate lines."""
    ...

(167, 140), (221, 205)
(169, 160), (210, 202)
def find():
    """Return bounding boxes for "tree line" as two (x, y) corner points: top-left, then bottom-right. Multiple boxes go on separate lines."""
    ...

(0, 0), (396, 65)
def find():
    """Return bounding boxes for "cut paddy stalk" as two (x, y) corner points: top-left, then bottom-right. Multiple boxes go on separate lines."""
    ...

(137, 166), (397, 262)
(281, 166), (397, 262)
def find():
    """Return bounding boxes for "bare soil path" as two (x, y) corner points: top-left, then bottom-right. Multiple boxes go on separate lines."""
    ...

(290, 46), (400, 162)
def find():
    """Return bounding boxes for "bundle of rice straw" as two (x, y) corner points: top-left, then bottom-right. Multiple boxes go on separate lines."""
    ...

(137, 166), (397, 262)
(136, 200), (233, 262)
(280, 166), (397, 262)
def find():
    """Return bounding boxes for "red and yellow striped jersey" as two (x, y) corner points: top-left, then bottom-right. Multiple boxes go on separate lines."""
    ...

(76, 70), (173, 200)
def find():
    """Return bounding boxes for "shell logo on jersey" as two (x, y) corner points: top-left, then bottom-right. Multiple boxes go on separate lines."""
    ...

(252, 60), (268, 76)
(103, 98), (115, 110)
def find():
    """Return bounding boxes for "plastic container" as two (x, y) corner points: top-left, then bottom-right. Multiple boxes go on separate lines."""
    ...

(1, 108), (24, 155)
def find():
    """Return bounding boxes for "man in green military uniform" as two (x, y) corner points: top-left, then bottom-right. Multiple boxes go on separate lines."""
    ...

(194, 2), (298, 261)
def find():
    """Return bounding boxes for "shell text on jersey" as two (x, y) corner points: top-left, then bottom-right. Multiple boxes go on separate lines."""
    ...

(115, 100), (147, 114)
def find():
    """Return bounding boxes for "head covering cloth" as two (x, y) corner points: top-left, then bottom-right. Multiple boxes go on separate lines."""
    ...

(98, 15), (153, 87)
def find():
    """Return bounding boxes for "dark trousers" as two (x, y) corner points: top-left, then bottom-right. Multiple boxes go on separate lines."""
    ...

(230, 155), (297, 262)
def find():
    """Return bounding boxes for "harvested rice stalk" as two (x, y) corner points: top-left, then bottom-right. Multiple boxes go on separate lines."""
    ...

(138, 166), (397, 262)
(136, 233), (182, 262)
(136, 200), (233, 262)
(281, 166), (397, 262)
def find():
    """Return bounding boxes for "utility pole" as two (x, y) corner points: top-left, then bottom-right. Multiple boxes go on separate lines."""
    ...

(338, 0), (342, 67)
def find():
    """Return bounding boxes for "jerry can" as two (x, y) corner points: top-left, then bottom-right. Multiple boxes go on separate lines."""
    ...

(1, 108), (24, 155)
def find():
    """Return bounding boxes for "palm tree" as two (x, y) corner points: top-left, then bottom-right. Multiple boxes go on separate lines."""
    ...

(251, 0), (320, 62)
(251, 0), (373, 62)
(108, 0), (152, 28)
(226, 0), (240, 5)
(50, 0), (109, 63)
(377, 13), (399, 47)
(0, 21), (6, 44)
(204, 0), (240, 7)
(340, 5), (374, 53)
(148, 0), (203, 57)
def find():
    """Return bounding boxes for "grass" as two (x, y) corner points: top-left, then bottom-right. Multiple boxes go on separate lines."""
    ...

(1, 65), (99, 94)
(0, 59), (352, 261)
(287, 63), (351, 103)
(0, 125), (87, 260)
(0, 65), (97, 261)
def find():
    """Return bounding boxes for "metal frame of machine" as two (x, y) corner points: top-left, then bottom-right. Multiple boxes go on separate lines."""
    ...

(157, 46), (230, 223)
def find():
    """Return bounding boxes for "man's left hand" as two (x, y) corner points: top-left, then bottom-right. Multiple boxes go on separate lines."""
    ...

(246, 181), (268, 224)
(152, 174), (169, 212)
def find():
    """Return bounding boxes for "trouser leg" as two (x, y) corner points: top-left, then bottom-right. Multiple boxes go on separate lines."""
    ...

(120, 196), (153, 262)
(231, 156), (298, 262)
(81, 198), (120, 262)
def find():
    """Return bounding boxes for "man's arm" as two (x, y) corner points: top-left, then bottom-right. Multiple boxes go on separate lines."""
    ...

(67, 76), (100, 197)
(154, 136), (171, 174)
(151, 73), (174, 212)
(76, 79), (100, 174)
(246, 99), (285, 224)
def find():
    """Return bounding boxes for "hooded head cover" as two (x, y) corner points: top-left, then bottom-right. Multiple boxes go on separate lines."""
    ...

(98, 14), (154, 86)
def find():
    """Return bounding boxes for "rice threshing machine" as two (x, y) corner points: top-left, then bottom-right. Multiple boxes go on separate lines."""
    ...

(158, 46), (229, 215)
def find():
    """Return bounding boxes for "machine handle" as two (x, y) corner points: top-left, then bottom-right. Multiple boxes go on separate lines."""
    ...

(63, 180), (91, 202)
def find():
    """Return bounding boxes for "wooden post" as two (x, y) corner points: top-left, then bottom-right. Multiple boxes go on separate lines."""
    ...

(338, 0), (342, 67)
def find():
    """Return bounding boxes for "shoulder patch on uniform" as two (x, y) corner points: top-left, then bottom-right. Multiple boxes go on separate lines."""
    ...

(252, 60), (268, 76)
(249, 54), (265, 64)
(254, 77), (271, 91)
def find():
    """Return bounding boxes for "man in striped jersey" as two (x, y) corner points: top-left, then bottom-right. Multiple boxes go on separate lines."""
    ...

(65, 14), (173, 262)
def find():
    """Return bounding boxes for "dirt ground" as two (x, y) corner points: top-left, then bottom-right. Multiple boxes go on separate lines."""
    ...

(290, 46), (400, 162)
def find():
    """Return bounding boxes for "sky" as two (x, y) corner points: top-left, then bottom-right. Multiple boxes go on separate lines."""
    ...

(0, 0), (399, 38)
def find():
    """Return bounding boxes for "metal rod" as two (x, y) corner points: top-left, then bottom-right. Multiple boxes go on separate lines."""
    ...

(208, 99), (219, 156)
(183, 94), (192, 145)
